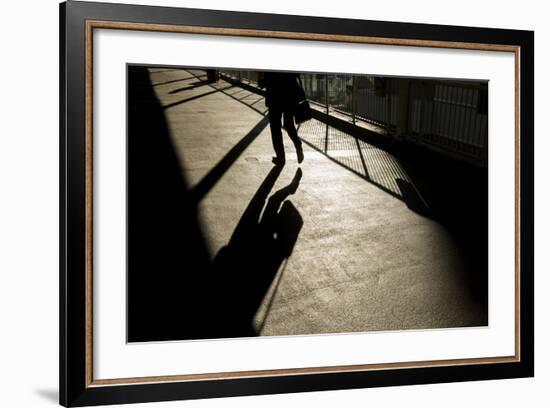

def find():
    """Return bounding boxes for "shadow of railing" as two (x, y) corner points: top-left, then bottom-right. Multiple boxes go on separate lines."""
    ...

(297, 119), (429, 215)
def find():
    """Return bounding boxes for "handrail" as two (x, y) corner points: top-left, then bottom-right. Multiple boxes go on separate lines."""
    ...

(218, 70), (488, 165)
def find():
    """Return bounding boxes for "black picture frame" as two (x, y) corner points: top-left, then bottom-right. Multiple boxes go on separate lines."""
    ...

(60, 1), (534, 406)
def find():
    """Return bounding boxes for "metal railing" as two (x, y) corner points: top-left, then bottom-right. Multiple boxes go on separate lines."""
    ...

(408, 80), (488, 160)
(218, 70), (488, 165)
(300, 74), (398, 130)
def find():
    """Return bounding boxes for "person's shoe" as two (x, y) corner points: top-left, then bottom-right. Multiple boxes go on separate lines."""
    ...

(296, 143), (304, 164)
(272, 156), (286, 167)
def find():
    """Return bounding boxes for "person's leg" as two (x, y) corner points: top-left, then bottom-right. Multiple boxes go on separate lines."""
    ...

(268, 107), (285, 165)
(283, 110), (304, 164)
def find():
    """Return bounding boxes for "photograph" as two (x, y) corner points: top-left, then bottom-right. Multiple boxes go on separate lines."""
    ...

(127, 65), (489, 342)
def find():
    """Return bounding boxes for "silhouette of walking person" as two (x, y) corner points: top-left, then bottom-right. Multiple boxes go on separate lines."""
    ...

(259, 72), (304, 166)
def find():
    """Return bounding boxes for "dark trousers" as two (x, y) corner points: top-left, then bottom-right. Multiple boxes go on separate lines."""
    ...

(268, 107), (301, 160)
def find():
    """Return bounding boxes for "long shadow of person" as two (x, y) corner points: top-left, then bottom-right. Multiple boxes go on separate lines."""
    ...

(206, 167), (304, 338)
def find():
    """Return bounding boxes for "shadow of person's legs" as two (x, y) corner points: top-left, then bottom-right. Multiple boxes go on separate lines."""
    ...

(208, 167), (304, 338)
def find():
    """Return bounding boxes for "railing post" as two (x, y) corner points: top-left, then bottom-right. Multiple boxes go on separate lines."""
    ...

(352, 76), (357, 124)
(396, 78), (411, 141)
(417, 82), (425, 143)
(325, 74), (329, 114)
(324, 74), (329, 152)
(386, 79), (392, 131)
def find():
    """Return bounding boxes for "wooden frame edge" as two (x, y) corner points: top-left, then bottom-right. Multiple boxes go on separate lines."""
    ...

(85, 18), (94, 389)
(88, 356), (519, 387)
(514, 46), (522, 361)
(87, 19), (520, 52)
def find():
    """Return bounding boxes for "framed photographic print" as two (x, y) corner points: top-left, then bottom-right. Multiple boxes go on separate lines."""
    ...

(59, 0), (534, 406)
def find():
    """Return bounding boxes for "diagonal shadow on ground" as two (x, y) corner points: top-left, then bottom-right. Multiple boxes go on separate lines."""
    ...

(189, 116), (270, 204)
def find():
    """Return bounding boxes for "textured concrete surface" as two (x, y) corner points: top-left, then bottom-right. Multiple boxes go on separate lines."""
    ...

(144, 67), (487, 337)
